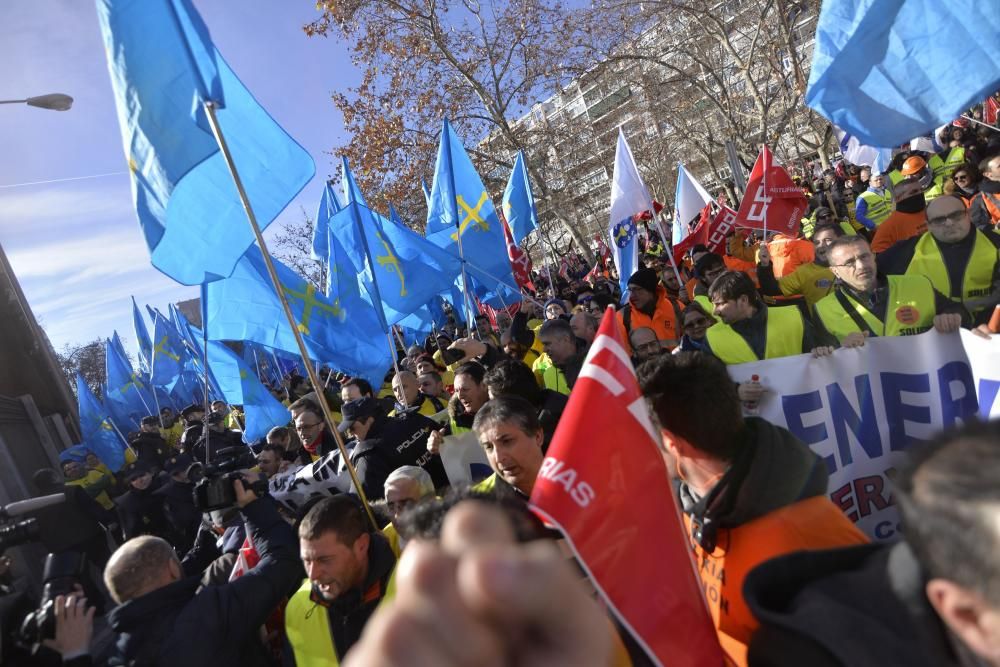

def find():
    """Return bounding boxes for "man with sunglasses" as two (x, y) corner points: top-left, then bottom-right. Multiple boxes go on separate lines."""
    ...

(815, 235), (967, 345)
(878, 194), (1000, 325)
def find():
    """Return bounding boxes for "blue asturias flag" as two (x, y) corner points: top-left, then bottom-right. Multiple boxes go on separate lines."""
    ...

(206, 341), (290, 444)
(332, 194), (462, 329)
(425, 119), (515, 291)
(806, 0), (1000, 147)
(105, 339), (154, 428)
(203, 248), (392, 386)
(96, 0), (314, 285)
(131, 296), (152, 372)
(502, 150), (538, 245)
(76, 374), (127, 471)
(311, 181), (342, 276)
(149, 310), (185, 387)
(341, 156), (367, 207)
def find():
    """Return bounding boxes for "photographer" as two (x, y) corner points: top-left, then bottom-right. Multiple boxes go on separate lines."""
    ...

(104, 478), (301, 665)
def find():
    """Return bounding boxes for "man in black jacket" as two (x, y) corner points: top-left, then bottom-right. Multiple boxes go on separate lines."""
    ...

(104, 479), (300, 667)
(115, 461), (174, 542)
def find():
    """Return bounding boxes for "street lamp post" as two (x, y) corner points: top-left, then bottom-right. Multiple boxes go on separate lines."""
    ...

(0, 93), (73, 111)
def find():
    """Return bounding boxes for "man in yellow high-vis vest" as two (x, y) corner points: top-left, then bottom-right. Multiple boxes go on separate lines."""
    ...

(814, 235), (966, 347)
(877, 194), (1000, 327)
(287, 495), (396, 666)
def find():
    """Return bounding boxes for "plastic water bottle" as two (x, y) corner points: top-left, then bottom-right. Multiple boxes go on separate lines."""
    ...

(743, 374), (761, 416)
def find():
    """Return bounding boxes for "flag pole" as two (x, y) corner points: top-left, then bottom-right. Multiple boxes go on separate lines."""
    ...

(762, 144), (769, 239)
(203, 100), (378, 530)
(655, 209), (685, 289)
(961, 114), (1000, 131)
(106, 417), (138, 458)
(200, 290), (212, 466)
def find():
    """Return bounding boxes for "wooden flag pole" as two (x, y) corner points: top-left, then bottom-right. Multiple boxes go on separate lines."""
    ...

(202, 101), (379, 530)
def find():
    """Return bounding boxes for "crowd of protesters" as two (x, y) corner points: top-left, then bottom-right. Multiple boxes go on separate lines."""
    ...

(3, 109), (1000, 666)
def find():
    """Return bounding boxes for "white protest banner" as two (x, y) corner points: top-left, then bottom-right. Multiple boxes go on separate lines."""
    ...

(728, 331), (999, 541)
(439, 431), (493, 487)
(268, 451), (352, 512)
(963, 330), (1000, 419)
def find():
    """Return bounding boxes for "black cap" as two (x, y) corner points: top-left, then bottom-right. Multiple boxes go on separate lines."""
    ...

(163, 453), (192, 475)
(626, 267), (659, 293)
(140, 415), (160, 428)
(123, 460), (151, 480)
(181, 404), (204, 419)
(339, 397), (378, 433)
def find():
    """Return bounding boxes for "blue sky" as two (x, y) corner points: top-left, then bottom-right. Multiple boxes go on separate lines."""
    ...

(0, 1), (357, 356)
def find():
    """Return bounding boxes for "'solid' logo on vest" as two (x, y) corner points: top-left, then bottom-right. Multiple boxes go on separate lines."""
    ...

(895, 305), (921, 325)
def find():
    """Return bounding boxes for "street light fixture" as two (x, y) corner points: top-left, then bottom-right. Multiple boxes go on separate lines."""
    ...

(0, 93), (74, 111)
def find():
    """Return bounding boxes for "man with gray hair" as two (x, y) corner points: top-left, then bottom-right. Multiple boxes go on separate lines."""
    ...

(102, 479), (301, 665)
(382, 465), (436, 555)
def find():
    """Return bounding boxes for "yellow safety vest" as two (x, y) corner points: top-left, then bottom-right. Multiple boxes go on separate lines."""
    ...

(926, 148), (965, 200)
(472, 472), (498, 493)
(285, 581), (339, 667)
(540, 364), (571, 396)
(814, 275), (937, 342)
(905, 230), (998, 317)
(857, 188), (894, 226)
(705, 306), (804, 364)
(693, 294), (714, 313)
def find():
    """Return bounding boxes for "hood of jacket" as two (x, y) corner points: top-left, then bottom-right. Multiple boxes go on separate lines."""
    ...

(743, 542), (963, 667)
(679, 417), (828, 528)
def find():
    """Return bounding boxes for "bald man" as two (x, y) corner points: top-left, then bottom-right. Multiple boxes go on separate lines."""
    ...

(103, 479), (301, 665)
(391, 370), (446, 417)
(878, 193), (1000, 326)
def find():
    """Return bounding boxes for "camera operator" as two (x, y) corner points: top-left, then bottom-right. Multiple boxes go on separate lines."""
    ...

(104, 478), (302, 665)
(190, 412), (244, 464)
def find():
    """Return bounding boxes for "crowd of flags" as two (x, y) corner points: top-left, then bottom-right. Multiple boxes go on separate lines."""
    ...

(74, 0), (1000, 661)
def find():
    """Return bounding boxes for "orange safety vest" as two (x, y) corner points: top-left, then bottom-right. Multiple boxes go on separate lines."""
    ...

(616, 287), (685, 353)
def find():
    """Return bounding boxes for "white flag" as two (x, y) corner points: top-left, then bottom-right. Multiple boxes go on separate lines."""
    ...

(672, 162), (714, 245)
(608, 129), (652, 296)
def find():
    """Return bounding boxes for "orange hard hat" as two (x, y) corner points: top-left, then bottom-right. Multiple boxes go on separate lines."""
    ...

(900, 155), (927, 176)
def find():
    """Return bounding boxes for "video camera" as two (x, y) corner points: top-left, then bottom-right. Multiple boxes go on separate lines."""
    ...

(0, 493), (65, 553)
(18, 552), (85, 644)
(187, 446), (268, 512)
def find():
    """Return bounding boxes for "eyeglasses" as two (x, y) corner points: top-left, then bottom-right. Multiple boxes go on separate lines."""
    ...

(684, 317), (710, 329)
(387, 498), (417, 514)
(953, 174), (970, 182)
(831, 252), (874, 269)
(926, 210), (967, 226)
(295, 421), (323, 433)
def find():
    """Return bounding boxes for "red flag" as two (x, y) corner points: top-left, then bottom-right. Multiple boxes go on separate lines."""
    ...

(732, 145), (808, 236)
(501, 215), (535, 291)
(672, 204), (739, 264)
(985, 96), (999, 125)
(594, 233), (612, 270)
(530, 308), (724, 667)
